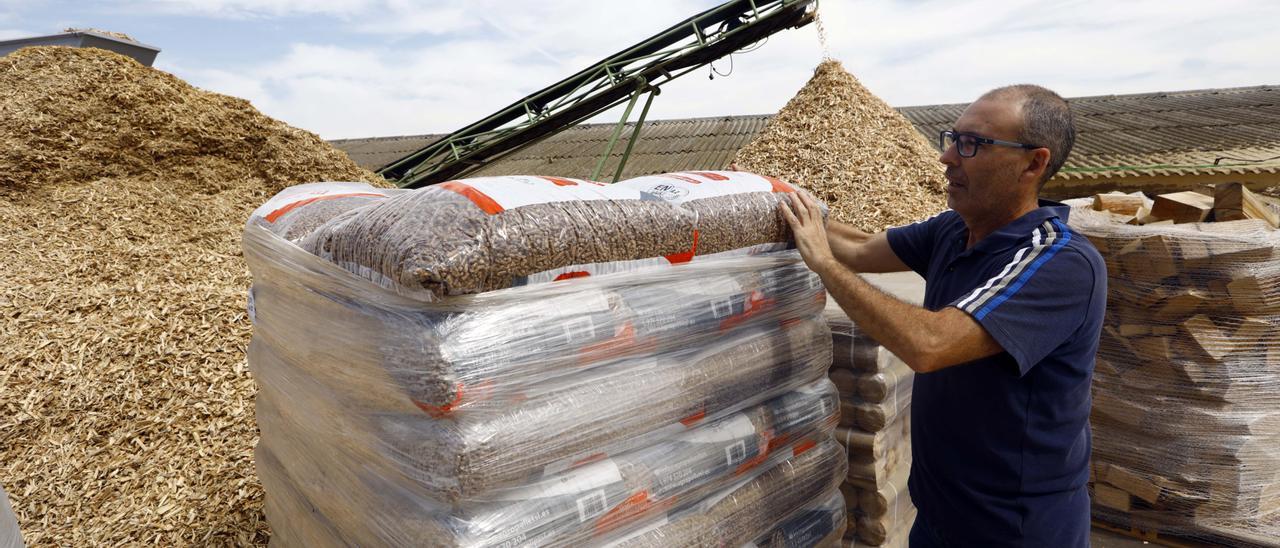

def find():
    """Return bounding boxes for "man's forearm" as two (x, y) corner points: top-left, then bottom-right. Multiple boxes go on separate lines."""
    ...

(812, 257), (948, 373)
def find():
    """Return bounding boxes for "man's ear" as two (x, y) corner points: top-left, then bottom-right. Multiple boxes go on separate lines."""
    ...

(1023, 148), (1051, 186)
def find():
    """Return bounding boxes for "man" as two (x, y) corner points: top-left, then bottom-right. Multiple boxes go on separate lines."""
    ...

(781, 85), (1106, 547)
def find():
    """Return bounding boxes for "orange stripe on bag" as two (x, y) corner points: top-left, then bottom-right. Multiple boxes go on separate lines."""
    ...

(734, 453), (770, 476)
(718, 291), (776, 332)
(554, 271), (591, 281)
(767, 432), (791, 453)
(264, 192), (386, 223)
(579, 322), (636, 362)
(793, 438), (818, 456)
(679, 408), (706, 427)
(538, 176), (579, 187)
(762, 175), (796, 193)
(664, 230), (699, 264)
(413, 382), (465, 418)
(733, 432), (774, 475)
(595, 490), (670, 536)
(660, 173), (703, 185)
(686, 171), (730, 181)
(412, 380), (495, 417)
(572, 453), (608, 467)
(441, 180), (504, 214)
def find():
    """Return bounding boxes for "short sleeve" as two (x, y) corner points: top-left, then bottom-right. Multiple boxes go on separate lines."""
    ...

(949, 229), (1099, 376)
(886, 212), (950, 277)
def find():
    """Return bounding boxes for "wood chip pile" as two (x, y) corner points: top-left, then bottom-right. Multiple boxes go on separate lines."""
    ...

(0, 46), (382, 546)
(732, 59), (946, 233)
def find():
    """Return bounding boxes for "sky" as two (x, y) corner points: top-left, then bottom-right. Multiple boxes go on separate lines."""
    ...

(3, 0), (1278, 140)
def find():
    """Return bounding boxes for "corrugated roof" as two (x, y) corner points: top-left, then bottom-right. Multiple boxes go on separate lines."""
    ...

(331, 84), (1280, 183)
(897, 84), (1280, 180)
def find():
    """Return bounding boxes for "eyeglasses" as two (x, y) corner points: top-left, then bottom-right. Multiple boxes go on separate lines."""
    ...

(939, 130), (1040, 158)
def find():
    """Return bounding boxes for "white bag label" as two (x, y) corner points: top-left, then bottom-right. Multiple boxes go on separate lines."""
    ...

(672, 413), (756, 444)
(440, 175), (643, 213)
(249, 181), (395, 224)
(616, 171), (795, 205)
(495, 458), (622, 501)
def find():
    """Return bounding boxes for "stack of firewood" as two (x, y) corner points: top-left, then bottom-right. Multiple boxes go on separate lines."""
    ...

(1070, 186), (1280, 546)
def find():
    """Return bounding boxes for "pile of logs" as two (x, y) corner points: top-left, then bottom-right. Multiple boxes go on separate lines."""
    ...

(1090, 183), (1279, 228)
(1070, 195), (1280, 547)
(824, 302), (916, 547)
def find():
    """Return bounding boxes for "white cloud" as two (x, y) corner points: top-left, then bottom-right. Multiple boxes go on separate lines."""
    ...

(0, 28), (33, 40)
(145, 0), (375, 18)
(155, 0), (1280, 139)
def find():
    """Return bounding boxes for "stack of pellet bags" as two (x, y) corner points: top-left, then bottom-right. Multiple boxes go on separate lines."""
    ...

(243, 171), (851, 547)
(823, 301), (915, 548)
(1066, 192), (1280, 547)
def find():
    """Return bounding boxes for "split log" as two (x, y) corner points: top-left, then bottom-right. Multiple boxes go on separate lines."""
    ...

(1214, 183), (1279, 228)
(1152, 289), (1212, 321)
(1093, 194), (1146, 216)
(1150, 191), (1214, 223)
(1227, 276), (1280, 313)
(1098, 462), (1167, 505)
(1094, 483), (1132, 512)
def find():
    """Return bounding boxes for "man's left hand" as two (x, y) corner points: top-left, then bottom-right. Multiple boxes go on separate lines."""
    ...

(780, 191), (839, 275)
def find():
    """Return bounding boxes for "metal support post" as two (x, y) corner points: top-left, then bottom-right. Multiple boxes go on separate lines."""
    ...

(591, 83), (645, 181)
(611, 87), (660, 182)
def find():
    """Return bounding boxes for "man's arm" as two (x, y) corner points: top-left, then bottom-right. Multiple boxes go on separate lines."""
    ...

(815, 258), (1004, 373)
(782, 193), (1004, 373)
(827, 220), (910, 274)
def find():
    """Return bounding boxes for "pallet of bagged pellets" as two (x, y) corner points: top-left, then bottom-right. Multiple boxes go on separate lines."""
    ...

(599, 437), (848, 547)
(1070, 207), (1280, 547)
(245, 172), (848, 546)
(822, 300), (916, 547)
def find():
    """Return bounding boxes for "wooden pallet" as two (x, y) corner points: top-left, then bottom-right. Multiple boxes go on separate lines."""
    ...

(1092, 518), (1210, 548)
(1092, 516), (1280, 548)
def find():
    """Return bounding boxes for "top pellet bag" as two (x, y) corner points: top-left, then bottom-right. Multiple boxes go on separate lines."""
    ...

(246, 175), (825, 413)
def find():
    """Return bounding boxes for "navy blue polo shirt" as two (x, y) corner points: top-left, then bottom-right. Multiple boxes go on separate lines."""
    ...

(886, 201), (1106, 547)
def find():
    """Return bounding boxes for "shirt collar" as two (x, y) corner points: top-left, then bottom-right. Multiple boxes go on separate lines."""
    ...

(963, 199), (1072, 255)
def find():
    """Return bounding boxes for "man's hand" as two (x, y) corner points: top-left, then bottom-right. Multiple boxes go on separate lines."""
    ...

(780, 191), (839, 275)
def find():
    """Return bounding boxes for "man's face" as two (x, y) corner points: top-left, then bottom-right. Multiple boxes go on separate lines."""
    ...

(939, 97), (1030, 218)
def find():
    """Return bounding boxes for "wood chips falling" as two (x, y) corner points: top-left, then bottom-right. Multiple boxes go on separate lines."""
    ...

(0, 46), (384, 546)
(733, 59), (947, 232)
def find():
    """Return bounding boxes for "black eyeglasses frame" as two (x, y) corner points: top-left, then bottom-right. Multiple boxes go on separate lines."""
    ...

(939, 130), (1041, 158)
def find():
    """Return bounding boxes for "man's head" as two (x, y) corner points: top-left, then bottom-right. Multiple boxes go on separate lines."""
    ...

(940, 85), (1075, 221)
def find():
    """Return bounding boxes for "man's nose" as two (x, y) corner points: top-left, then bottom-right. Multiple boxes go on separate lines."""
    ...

(939, 142), (961, 166)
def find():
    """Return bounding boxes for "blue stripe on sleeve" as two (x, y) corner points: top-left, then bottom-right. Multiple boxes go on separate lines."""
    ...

(974, 218), (1073, 320)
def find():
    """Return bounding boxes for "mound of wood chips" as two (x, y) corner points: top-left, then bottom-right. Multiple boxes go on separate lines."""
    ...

(0, 46), (383, 546)
(733, 59), (947, 232)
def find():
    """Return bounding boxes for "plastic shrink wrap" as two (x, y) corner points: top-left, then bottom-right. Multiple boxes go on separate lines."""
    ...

(1070, 208), (1280, 546)
(0, 485), (22, 548)
(745, 490), (847, 548)
(600, 438), (847, 547)
(246, 175), (845, 547)
(823, 299), (916, 546)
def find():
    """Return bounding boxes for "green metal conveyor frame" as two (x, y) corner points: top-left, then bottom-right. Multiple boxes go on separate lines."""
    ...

(380, 0), (816, 188)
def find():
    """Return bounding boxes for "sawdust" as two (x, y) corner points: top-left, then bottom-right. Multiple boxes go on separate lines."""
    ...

(733, 60), (946, 232)
(0, 46), (382, 546)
